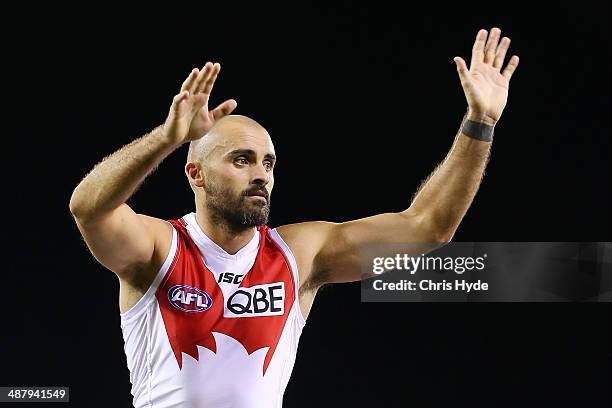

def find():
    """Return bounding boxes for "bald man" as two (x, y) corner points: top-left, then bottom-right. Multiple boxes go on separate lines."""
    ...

(70, 28), (519, 408)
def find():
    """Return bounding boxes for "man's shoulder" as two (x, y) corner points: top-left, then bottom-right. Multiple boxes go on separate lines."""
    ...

(274, 221), (337, 257)
(135, 214), (178, 265)
(274, 220), (332, 238)
(137, 214), (175, 235)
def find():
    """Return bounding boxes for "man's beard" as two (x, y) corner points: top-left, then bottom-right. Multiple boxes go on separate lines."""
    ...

(204, 178), (271, 234)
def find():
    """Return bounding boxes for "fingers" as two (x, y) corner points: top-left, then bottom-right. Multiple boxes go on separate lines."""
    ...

(473, 27), (516, 74)
(484, 27), (501, 64)
(176, 61), (223, 110)
(191, 62), (212, 93)
(180, 68), (200, 93)
(187, 62), (221, 95)
(502, 55), (520, 80)
(493, 37), (511, 70)
(453, 56), (471, 87)
(471, 29), (488, 63)
(197, 62), (221, 95)
(211, 99), (238, 121)
(171, 90), (190, 113)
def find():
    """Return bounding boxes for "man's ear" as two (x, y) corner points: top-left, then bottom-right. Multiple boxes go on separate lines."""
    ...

(185, 161), (205, 188)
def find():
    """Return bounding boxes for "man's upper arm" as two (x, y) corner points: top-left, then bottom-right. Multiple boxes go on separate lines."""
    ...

(277, 211), (445, 288)
(72, 203), (173, 282)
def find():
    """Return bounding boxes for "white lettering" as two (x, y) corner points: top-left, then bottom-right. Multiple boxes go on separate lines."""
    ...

(171, 291), (182, 302)
(196, 295), (208, 307)
(184, 293), (197, 305)
(455, 280), (489, 292)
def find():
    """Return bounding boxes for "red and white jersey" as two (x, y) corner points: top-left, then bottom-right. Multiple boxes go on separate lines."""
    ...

(120, 212), (306, 408)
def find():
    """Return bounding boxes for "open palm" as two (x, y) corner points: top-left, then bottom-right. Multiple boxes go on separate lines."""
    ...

(165, 62), (237, 145)
(454, 28), (519, 125)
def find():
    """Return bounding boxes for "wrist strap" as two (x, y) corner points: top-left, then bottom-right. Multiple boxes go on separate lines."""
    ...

(461, 119), (494, 142)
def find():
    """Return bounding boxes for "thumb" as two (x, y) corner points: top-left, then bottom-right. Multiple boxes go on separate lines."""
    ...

(211, 99), (238, 121)
(453, 57), (470, 85)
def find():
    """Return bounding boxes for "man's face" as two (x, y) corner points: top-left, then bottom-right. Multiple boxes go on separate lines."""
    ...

(200, 124), (276, 233)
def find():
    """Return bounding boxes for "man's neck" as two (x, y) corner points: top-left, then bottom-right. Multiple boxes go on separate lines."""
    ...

(194, 210), (257, 255)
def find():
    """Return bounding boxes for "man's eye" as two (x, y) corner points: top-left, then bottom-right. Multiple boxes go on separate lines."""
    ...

(263, 160), (273, 170)
(235, 157), (248, 165)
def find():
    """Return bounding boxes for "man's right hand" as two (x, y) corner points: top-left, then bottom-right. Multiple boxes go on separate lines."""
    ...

(163, 62), (237, 146)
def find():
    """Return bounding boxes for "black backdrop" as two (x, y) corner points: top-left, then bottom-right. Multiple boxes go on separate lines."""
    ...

(3, 2), (611, 407)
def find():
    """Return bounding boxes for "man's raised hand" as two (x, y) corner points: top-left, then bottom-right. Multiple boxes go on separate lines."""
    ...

(454, 28), (520, 125)
(163, 62), (237, 145)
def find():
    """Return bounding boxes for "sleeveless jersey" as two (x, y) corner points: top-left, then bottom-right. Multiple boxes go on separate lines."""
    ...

(119, 212), (306, 408)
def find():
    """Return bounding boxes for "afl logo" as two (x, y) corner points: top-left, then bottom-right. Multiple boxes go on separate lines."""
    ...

(168, 285), (213, 313)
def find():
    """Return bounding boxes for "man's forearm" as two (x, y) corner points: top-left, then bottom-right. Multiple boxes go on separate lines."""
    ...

(405, 116), (492, 240)
(69, 124), (180, 221)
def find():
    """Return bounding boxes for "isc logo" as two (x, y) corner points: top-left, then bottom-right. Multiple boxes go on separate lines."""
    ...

(168, 285), (213, 313)
(218, 272), (244, 284)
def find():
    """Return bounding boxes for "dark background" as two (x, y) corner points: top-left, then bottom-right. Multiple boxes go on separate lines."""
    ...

(3, 2), (611, 407)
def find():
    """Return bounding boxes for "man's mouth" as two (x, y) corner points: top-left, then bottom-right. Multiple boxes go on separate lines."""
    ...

(245, 190), (268, 201)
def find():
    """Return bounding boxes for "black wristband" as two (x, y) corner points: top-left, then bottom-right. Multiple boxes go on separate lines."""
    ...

(461, 119), (494, 142)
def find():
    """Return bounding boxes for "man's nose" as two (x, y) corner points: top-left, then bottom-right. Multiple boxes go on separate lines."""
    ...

(251, 163), (271, 185)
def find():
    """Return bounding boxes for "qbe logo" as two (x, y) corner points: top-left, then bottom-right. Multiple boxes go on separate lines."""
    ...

(226, 282), (285, 318)
(168, 285), (213, 313)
